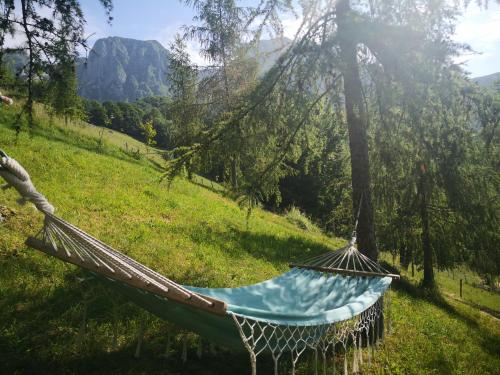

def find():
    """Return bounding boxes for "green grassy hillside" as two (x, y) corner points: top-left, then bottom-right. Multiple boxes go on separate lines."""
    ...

(0, 107), (499, 374)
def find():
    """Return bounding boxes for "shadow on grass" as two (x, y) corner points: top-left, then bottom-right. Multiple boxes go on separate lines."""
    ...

(184, 224), (334, 267)
(382, 261), (479, 327)
(382, 261), (500, 358)
(0, 253), (270, 375)
(0, 330), (266, 375)
(189, 177), (228, 197)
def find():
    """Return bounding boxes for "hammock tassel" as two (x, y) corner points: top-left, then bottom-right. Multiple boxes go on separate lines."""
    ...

(358, 334), (363, 365)
(181, 336), (188, 363)
(272, 352), (282, 375)
(332, 345), (336, 375)
(197, 337), (203, 359)
(134, 320), (145, 359)
(77, 301), (87, 349)
(321, 347), (327, 375)
(165, 332), (172, 358)
(314, 347), (319, 375)
(250, 352), (257, 375)
(352, 339), (359, 374)
(366, 330), (371, 366)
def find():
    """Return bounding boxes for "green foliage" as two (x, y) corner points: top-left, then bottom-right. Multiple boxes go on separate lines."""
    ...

(0, 0), (113, 128)
(284, 206), (320, 233)
(46, 61), (83, 123)
(84, 100), (109, 128)
(370, 67), (500, 282)
(139, 120), (157, 148)
(1, 102), (499, 375)
(82, 97), (171, 149)
(167, 34), (203, 152)
(183, 0), (245, 65)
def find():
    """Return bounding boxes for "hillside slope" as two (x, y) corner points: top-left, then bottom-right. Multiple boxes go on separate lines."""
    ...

(0, 108), (499, 374)
(474, 72), (500, 87)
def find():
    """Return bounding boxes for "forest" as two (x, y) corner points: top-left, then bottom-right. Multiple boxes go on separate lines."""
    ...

(0, 0), (499, 374)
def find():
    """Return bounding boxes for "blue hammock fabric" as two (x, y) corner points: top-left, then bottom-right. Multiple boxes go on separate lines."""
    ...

(97, 267), (391, 350)
(187, 268), (392, 326)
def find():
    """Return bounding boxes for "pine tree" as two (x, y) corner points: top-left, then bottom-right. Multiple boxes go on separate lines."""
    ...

(167, 34), (201, 149)
(183, 0), (248, 188)
(0, 0), (113, 129)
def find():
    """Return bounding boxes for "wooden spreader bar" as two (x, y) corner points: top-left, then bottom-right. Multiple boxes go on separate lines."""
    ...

(289, 263), (400, 280)
(26, 237), (228, 315)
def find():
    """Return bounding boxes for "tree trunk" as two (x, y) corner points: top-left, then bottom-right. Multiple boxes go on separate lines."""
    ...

(20, 0), (34, 130)
(337, 0), (378, 260)
(230, 156), (238, 189)
(418, 162), (434, 287)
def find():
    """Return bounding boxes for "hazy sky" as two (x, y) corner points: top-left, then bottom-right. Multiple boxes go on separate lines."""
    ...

(26, 1), (500, 77)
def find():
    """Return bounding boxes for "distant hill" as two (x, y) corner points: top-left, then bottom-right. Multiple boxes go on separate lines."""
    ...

(473, 72), (500, 87)
(77, 37), (171, 102)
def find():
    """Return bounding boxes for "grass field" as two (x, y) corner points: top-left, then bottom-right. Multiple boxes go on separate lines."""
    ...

(381, 255), (500, 316)
(1, 106), (499, 374)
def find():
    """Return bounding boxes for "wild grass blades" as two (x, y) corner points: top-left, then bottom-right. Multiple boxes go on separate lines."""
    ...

(285, 206), (321, 233)
(0, 106), (498, 374)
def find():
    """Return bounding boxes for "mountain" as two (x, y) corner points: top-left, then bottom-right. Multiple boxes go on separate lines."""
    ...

(2, 51), (28, 75)
(75, 36), (294, 102)
(473, 72), (500, 87)
(77, 37), (171, 102)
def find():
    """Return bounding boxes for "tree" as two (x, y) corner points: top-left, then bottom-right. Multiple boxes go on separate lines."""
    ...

(140, 120), (157, 151)
(0, 0), (113, 128)
(171, 0), (470, 263)
(336, 0), (377, 259)
(183, 0), (249, 188)
(369, 64), (499, 287)
(46, 60), (82, 124)
(85, 100), (109, 127)
(167, 34), (202, 148)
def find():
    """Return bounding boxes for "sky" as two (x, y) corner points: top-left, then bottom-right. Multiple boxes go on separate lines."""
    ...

(9, 0), (500, 77)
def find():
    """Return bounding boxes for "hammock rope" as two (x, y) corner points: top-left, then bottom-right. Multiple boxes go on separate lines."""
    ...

(1, 151), (397, 374)
(0, 151), (55, 214)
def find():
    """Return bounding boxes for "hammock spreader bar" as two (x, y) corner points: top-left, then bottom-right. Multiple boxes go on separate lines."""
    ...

(25, 213), (228, 315)
(289, 263), (400, 279)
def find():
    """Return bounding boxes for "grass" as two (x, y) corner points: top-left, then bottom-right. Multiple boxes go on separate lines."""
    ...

(382, 255), (500, 317)
(0, 105), (499, 374)
(284, 206), (321, 233)
(34, 104), (167, 166)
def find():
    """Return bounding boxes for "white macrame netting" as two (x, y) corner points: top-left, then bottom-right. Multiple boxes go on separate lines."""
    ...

(231, 297), (390, 375)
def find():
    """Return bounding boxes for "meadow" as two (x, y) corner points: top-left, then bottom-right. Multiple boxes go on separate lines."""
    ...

(0, 106), (499, 374)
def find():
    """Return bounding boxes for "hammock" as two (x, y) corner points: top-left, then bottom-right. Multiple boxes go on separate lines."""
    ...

(0, 151), (398, 375)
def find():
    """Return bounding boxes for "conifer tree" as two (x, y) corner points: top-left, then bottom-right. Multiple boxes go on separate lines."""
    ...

(183, 0), (248, 188)
(0, 0), (113, 129)
(167, 34), (201, 149)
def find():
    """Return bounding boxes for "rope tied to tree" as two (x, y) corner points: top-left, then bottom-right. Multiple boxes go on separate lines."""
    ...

(0, 150), (55, 214)
(350, 192), (364, 246)
(0, 92), (14, 106)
